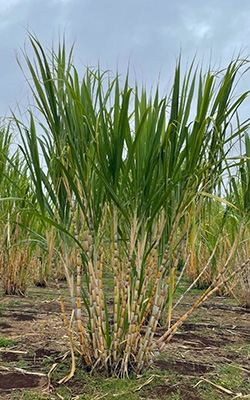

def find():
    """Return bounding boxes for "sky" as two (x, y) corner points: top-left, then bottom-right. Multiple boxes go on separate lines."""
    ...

(1, 0), (250, 117)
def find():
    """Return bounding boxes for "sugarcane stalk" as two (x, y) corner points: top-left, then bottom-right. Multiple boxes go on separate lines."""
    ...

(112, 204), (119, 362)
(136, 287), (166, 372)
(47, 230), (78, 380)
(96, 240), (108, 362)
(67, 197), (91, 365)
(121, 234), (147, 375)
(117, 218), (137, 342)
(130, 240), (159, 352)
(138, 245), (182, 368)
(137, 223), (177, 332)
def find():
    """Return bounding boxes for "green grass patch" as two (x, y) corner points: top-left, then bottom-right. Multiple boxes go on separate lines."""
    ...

(44, 357), (172, 400)
(0, 336), (16, 347)
(6, 300), (22, 306)
(223, 343), (250, 357)
(45, 295), (56, 301)
(214, 364), (248, 393)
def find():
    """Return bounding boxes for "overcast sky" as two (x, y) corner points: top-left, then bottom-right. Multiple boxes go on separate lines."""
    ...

(1, 0), (250, 117)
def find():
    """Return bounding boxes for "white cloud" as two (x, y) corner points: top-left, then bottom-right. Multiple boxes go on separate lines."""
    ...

(185, 19), (212, 40)
(0, 0), (23, 13)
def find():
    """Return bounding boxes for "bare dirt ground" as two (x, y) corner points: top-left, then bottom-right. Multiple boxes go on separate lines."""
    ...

(0, 283), (249, 399)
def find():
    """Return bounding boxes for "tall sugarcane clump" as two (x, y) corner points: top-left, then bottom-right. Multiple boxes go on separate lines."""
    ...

(16, 34), (250, 376)
(0, 124), (37, 295)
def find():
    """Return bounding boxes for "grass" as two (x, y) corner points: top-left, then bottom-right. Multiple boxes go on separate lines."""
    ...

(193, 364), (250, 399)
(215, 365), (249, 393)
(223, 343), (250, 357)
(45, 295), (56, 301)
(0, 336), (16, 347)
(47, 359), (170, 399)
(195, 382), (225, 400)
(170, 389), (181, 400)
(5, 300), (22, 306)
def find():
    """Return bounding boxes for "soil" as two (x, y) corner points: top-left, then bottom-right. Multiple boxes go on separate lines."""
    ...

(0, 283), (249, 399)
(154, 359), (214, 375)
(0, 372), (43, 390)
(143, 383), (200, 400)
(0, 322), (11, 329)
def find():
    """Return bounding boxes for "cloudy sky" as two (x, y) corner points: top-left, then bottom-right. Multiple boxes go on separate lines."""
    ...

(1, 0), (250, 116)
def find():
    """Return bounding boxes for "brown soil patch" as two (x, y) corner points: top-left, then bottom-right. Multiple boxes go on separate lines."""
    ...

(34, 348), (60, 359)
(1, 352), (20, 362)
(38, 301), (62, 314)
(192, 303), (250, 314)
(144, 383), (199, 400)
(182, 321), (250, 332)
(0, 322), (12, 329)
(173, 331), (229, 347)
(0, 372), (43, 391)
(11, 312), (37, 321)
(154, 359), (214, 375)
(155, 328), (236, 349)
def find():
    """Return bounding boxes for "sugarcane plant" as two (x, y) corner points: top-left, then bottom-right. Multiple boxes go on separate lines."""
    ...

(14, 34), (250, 377)
(221, 134), (250, 306)
(0, 122), (40, 295)
(185, 131), (250, 305)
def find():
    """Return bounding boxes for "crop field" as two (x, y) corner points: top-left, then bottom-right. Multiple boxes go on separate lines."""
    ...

(0, 34), (250, 399)
(0, 281), (249, 399)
